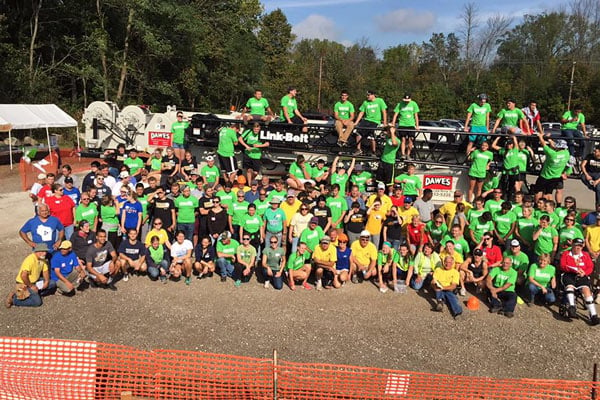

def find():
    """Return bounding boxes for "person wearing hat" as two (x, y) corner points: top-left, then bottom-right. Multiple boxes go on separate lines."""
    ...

(464, 93), (492, 155)
(51, 240), (86, 296)
(486, 256), (518, 317)
(397, 196), (419, 233)
(391, 93), (420, 161)
(312, 235), (338, 290)
(242, 89), (275, 124)
(29, 172), (47, 212)
(62, 176), (81, 205)
(526, 253), (556, 305)
(503, 239), (530, 287)
(350, 230), (377, 283)
(228, 188), (249, 241)
(279, 86), (308, 133)
(200, 155), (221, 190)
(560, 104), (587, 157)
(244, 179), (261, 204)
(333, 90), (356, 147)
(432, 255), (463, 319)
(353, 90), (387, 156)
(460, 248), (488, 295)
(491, 98), (526, 135)
(263, 197), (287, 248)
(20, 202), (65, 252)
(366, 181), (393, 215)
(559, 237), (599, 324)
(111, 169), (135, 197)
(239, 122), (270, 185)
(5, 243), (56, 308)
(299, 216), (325, 253)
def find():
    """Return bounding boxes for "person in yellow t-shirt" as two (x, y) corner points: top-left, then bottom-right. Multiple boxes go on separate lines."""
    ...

(432, 255), (462, 318)
(585, 215), (600, 288)
(313, 236), (338, 290)
(6, 244), (55, 308)
(439, 241), (465, 270)
(397, 198), (420, 233)
(439, 190), (472, 228)
(366, 182), (393, 214)
(350, 230), (378, 283)
(366, 199), (387, 249)
(281, 191), (302, 226)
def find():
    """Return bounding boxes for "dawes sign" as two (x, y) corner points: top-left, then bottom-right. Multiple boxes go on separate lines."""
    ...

(259, 129), (309, 144)
(148, 131), (172, 147)
(421, 174), (457, 203)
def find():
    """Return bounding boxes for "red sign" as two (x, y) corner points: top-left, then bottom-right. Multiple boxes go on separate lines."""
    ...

(148, 131), (172, 147)
(423, 175), (453, 190)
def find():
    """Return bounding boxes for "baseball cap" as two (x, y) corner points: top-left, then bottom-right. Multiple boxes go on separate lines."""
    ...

(269, 197), (281, 204)
(32, 243), (49, 252)
(251, 180), (258, 186)
(573, 238), (584, 246)
(510, 239), (520, 247)
(206, 155), (214, 161)
(402, 93), (411, 101)
(377, 182), (386, 190)
(473, 249), (483, 256)
(119, 171), (129, 179)
(478, 93), (488, 100)
(404, 196), (414, 203)
(382, 241), (391, 247)
(554, 139), (568, 149)
(58, 240), (72, 250)
(287, 189), (296, 198)
(393, 183), (403, 189)
(237, 175), (247, 184)
(37, 173), (47, 180)
(354, 163), (363, 171)
(366, 90), (375, 95)
(64, 177), (74, 184)
(320, 235), (331, 244)
(360, 230), (371, 237)
(310, 216), (319, 224)
(316, 159), (325, 164)
(338, 233), (348, 242)
(220, 231), (231, 240)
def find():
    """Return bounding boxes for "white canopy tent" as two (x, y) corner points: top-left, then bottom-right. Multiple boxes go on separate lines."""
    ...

(0, 104), (78, 168)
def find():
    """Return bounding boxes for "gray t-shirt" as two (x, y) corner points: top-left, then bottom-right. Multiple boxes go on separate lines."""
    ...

(263, 247), (285, 271)
(413, 198), (435, 223)
(85, 242), (115, 269)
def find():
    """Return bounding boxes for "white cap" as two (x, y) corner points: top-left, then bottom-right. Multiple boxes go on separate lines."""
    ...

(377, 182), (386, 190)
(206, 155), (214, 161)
(119, 171), (129, 178)
(37, 173), (47, 180)
(360, 230), (371, 237)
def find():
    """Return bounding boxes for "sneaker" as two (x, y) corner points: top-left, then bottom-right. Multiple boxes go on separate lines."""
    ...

(567, 305), (577, 319)
(234, 279), (242, 288)
(434, 300), (443, 312)
(106, 283), (118, 291)
(185, 277), (191, 285)
(106, 276), (114, 285)
(459, 287), (466, 296)
(221, 275), (227, 282)
(352, 149), (363, 156)
(504, 311), (514, 318)
(160, 276), (167, 284)
(196, 273), (203, 280)
(302, 282), (312, 290)
(591, 315), (600, 326)
(595, 296), (600, 305)
(264, 281), (271, 289)
(316, 280), (323, 291)
(379, 286), (388, 294)
(453, 312), (462, 320)
(5, 292), (14, 308)
(489, 306), (502, 314)
(122, 273), (129, 282)
(351, 275), (359, 284)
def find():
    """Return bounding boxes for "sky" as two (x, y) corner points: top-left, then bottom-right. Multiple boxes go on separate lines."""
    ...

(262, 0), (566, 52)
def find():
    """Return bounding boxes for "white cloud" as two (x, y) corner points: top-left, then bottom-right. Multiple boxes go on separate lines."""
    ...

(374, 9), (436, 33)
(264, 0), (370, 9)
(292, 14), (341, 41)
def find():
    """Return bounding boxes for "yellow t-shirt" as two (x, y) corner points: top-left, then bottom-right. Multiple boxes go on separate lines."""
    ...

(439, 250), (464, 269)
(312, 245), (337, 264)
(281, 199), (302, 227)
(16, 253), (48, 284)
(351, 240), (377, 266)
(145, 229), (170, 246)
(439, 200), (473, 227)
(586, 226), (600, 253)
(365, 209), (386, 235)
(366, 194), (393, 214)
(433, 267), (460, 287)
(397, 206), (420, 231)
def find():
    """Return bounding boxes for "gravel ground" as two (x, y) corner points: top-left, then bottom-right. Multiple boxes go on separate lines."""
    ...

(1, 173), (599, 382)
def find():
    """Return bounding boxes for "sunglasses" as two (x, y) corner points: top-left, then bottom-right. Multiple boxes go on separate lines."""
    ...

(270, 241), (278, 244)
(154, 222), (162, 226)
(300, 208), (308, 211)
(242, 237), (250, 241)
(566, 218), (575, 222)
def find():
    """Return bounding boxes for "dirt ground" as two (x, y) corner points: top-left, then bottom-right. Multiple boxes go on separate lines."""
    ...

(0, 165), (599, 382)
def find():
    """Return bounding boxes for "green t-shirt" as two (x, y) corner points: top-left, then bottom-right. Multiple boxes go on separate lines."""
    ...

(393, 101), (419, 127)
(100, 204), (119, 232)
(394, 174), (421, 196)
(469, 149), (493, 179)
(331, 173), (350, 194)
(236, 244), (257, 265)
(517, 149), (529, 173)
(240, 129), (263, 160)
(174, 195), (199, 224)
(263, 247), (285, 271)
(377, 249), (396, 267)
(228, 200), (249, 226)
(241, 213), (262, 233)
(264, 208), (286, 233)
(351, 171), (372, 193)
(381, 137), (400, 164)
(469, 219), (495, 243)
(299, 226), (324, 251)
(326, 195), (348, 228)
(467, 102), (492, 127)
(528, 263), (555, 287)
(534, 226), (558, 255)
(359, 98), (387, 124)
(171, 121), (190, 145)
(440, 235), (469, 258)
(150, 157), (162, 171)
(558, 226), (584, 250)
(280, 95), (298, 121)
(503, 250), (530, 273)
(246, 97), (269, 116)
(138, 195), (149, 219)
(482, 175), (500, 192)
(540, 145), (570, 180)
(201, 165), (220, 183)
(217, 239), (240, 258)
(467, 208), (485, 225)
(489, 267), (517, 292)
(217, 127), (238, 157)
(76, 203), (98, 224)
(494, 210), (516, 238)
(289, 162), (307, 180)
(394, 253), (413, 272)
(334, 101), (355, 120)
(148, 245), (164, 264)
(124, 157), (144, 175)
(266, 189), (287, 203)
(311, 166), (328, 180)
(253, 198), (269, 216)
(215, 190), (234, 210)
(286, 251), (310, 270)
(484, 199), (503, 215)
(497, 108), (525, 127)
(499, 148), (520, 174)
(426, 221), (448, 244)
(561, 111), (585, 130)
(517, 218), (537, 244)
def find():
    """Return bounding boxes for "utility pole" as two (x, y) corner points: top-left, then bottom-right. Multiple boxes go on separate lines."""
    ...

(317, 55), (323, 112)
(567, 61), (576, 110)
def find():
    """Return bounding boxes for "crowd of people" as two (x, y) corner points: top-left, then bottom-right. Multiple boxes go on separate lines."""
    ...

(6, 88), (600, 325)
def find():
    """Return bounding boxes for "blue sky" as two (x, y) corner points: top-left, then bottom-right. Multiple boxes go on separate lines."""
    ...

(262, 0), (565, 52)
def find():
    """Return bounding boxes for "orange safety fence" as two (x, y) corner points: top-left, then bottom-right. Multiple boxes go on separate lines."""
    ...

(0, 336), (598, 400)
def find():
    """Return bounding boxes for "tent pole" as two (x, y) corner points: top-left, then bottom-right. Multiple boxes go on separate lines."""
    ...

(8, 129), (13, 169)
(76, 123), (81, 162)
(46, 126), (52, 165)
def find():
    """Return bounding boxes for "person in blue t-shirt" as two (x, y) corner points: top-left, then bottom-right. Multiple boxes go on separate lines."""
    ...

(50, 240), (85, 295)
(20, 203), (64, 252)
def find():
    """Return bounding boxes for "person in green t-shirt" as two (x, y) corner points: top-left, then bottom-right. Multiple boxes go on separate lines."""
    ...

(376, 126), (399, 185)
(239, 122), (270, 184)
(350, 164), (371, 193)
(494, 202), (517, 246)
(215, 231), (240, 282)
(242, 89), (274, 123)
(514, 206), (537, 250)
(286, 242), (312, 290)
(200, 156), (220, 190)
(533, 215), (558, 259)
(287, 154), (314, 191)
(558, 215), (584, 255)
(280, 86), (308, 133)
(464, 93), (492, 155)
(174, 186), (199, 241)
(467, 141), (493, 202)
(170, 111), (190, 163)
(123, 148), (144, 179)
(310, 159), (330, 185)
(491, 135), (521, 197)
(239, 204), (263, 250)
(503, 239), (529, 285)
(216, 124), (240, 183)
(394, 163), (422, 197)
(532, 131), (572, 204)
(560, 104), (587, 157)
(326, 184), (348, 229)
(353, 90), (387, 155)
(233, 236), (257, 287)
(527, 253), (556, 305)
(487, 257), (518, 316)
(391, 93), (420, 160)
(491, 98), (526, 135)
(331, 156), (355, 194)
(334, 90), (356, 146)
(262, 237), (286, 290)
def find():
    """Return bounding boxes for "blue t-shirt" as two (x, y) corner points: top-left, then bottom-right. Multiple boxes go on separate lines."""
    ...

(336, 247), (351, 271)
(120, 201), (143, 229)
(50, 251), (80, 281)
(117, 239), (146, 260)
(20, 216), (64, 250)
(63, 187), (81, 205)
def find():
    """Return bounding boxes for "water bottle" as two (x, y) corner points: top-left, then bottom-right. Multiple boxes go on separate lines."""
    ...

(395, 281), (407, 294)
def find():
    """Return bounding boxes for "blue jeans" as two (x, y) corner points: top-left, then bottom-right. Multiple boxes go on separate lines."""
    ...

(12, 280), (57, 307)
(147, 259), (169, 279)
(291, 237), (299, 254)
(490, 291), (517, 312)
(177, 223), (195, 242)
(435, 290), (462, 316)
(561, 129), (583, 156)
(411, 274), (432, 290)
(264, 267), (284, 290)
(216, 257), (234, 278)
(64, 225), (74, 241)
(528, 283), (556, 304)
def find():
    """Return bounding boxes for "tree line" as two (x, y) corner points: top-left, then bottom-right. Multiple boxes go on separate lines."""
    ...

(0, 0), (599, 124)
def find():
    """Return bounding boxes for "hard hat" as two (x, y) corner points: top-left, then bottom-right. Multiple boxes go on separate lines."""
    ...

(466, 296), (480, 311)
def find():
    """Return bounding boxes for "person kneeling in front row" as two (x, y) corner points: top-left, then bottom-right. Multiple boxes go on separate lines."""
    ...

(432, 255), (463, 319)
(5, 243), (56, 308)
(487, 257), (517, 317)
(51, 240), (86, 296)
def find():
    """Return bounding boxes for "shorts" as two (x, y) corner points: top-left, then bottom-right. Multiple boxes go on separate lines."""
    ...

(376, 161), (394, 185)
(500, 126), (522, 135)
(336, 268), (349, 275)
(534, 176), (563, 194)
(92, 261), (111, 276)
(357, 120), (378, 140)
(469, 175), (485, 183)
(218, 154), (237, 174)
(242, 154), (261, 172)
(172, 142), (185, 149)
(468, 266), (484, 279)
(516, 172), (526, 182)
(468, 126), (488, 143)
(561, 273), (591, 290)
(398, 126), (416, 139)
